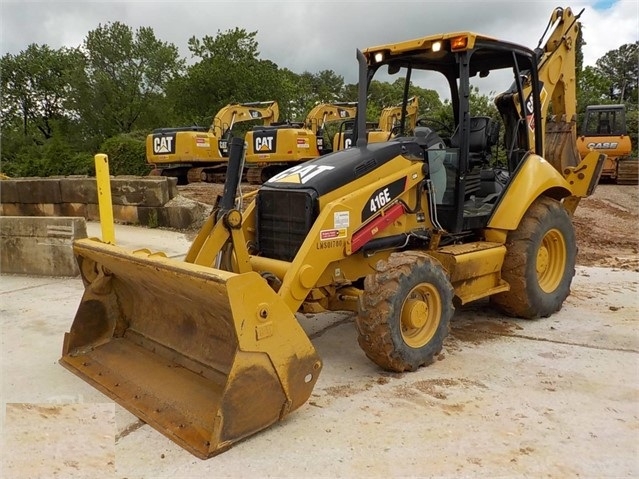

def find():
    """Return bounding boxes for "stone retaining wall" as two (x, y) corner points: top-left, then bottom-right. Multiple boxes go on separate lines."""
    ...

(0, 176), (207, 229)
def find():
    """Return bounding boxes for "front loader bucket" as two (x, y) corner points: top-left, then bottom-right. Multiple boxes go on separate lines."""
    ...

(60, 238), (322, 459)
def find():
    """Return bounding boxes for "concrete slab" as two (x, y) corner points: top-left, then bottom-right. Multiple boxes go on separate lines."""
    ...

(0, 216), (87, 276)
(1, 226), (637, 477)
(3, 403), (116, 479)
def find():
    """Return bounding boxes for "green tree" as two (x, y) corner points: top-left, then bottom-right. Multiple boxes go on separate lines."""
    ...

(576, 65), (612, 129)
(1, 44), (89, 175)
(286, 70), (347, 120)
(595, 42), (639, 103)
(1, 44), (83, 140)
(73, 22), (184, 148)
(578, 66), (611, 107)
(169, 28), (294, 126)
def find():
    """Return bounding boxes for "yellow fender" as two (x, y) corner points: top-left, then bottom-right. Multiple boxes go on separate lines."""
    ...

(488, 154), (572, 231)
(488, 151), (604, 232)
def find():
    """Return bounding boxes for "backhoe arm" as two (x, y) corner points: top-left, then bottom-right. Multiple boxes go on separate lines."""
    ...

(537, 7), (582, 125)
(496, 6), (583, 172)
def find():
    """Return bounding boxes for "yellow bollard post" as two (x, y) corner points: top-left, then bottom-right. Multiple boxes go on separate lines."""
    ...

(94, 154), (115, 244)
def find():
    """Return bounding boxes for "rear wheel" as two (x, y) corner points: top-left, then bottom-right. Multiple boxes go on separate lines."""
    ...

(355, 252), (454, 372)
(490, 196), (576, 319)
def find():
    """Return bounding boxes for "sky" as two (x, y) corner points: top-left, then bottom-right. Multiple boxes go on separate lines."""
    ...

(1, 0), (637, 87)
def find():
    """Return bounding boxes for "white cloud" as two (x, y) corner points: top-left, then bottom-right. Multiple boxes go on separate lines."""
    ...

(1, 0), (636, 84)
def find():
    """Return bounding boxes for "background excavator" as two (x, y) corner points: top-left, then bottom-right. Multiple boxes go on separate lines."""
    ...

(243, 102), (357, 184)
(576, 104), (637, 184)
(61, 6), (603, 459)
(332, 96), (420, 150)
(146, 101), (279, 184)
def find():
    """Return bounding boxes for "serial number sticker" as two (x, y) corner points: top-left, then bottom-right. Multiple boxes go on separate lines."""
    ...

(320, 228), (346, 241)
(316, 239), (344, 250)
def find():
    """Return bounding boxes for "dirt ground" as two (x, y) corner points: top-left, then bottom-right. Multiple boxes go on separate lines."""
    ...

(178, 182), (639, 271)
(572, 183), (638, 271)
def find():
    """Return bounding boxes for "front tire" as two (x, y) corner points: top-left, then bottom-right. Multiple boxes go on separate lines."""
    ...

(491, 196), (576, 319)
(355, 252), (454, 372)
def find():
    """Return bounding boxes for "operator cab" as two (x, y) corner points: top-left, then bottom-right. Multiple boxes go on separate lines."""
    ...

(581, 105), (628, 137)
(357, 34), (543, 234)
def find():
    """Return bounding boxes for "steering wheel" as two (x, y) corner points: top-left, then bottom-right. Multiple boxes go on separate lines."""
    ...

(416, 117), (454, 137)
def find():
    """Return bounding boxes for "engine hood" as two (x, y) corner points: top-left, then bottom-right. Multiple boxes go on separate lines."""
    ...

(263, 139), (423, 197)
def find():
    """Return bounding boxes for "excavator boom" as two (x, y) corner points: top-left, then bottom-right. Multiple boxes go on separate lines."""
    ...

(304, 102), (357, 134)
(211, 101), (280, 138)
(377, 96), (419, 133)
(333, 96), (420, 151)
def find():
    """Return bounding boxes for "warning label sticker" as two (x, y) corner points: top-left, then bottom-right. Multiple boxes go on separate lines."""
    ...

(320, 228), (347, 241)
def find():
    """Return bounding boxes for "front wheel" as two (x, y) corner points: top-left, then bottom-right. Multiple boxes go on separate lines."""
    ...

(355, 252), (454, 372)
(490, 196), (576, 319)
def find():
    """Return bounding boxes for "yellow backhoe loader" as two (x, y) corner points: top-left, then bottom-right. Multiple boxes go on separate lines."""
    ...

(61, 6), (603, 459)
(146, 101), (279, 184)
(576, 104), (637, 183)
(244, 102), (357, 184)
(333, 96), (420, 151)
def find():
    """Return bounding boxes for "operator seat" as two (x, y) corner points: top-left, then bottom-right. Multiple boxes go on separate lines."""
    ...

(450, 117), (501, 199)
(450, 116), (500, 167)
(597, 119), (611, 135)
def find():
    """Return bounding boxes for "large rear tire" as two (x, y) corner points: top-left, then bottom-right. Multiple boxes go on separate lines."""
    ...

(490, 196), (576, 319)
(355, 252), (454, 372)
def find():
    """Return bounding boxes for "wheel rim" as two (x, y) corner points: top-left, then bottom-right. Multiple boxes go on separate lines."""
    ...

(536, 228), (567, 293)
(400, 283), (441, 348)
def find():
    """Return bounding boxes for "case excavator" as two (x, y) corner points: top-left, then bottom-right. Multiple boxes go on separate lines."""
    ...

(576, 104), (637, 183)
(146, 101), (279, 184)
(61, 6), (603, 459)
(244, 102), (357, 184)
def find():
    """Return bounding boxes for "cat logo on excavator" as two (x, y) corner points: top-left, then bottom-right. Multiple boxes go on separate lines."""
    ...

(153, 134), (175, 154)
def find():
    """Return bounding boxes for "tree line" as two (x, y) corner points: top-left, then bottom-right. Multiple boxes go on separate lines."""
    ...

(1, 23), (637, 177)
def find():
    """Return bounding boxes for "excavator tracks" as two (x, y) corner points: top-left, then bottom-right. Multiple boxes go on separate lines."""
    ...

(617, 158), (639, 185)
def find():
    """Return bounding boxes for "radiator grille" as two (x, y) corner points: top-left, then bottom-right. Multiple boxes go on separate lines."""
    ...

(257, 188), (317, 261)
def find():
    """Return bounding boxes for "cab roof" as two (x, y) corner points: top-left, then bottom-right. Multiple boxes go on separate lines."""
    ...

(362, 32), (537, 77)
